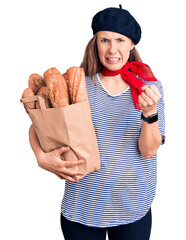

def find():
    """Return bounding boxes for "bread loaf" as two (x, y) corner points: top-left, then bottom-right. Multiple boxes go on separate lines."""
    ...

(28, 73), (46, 94)
(46, 73), (70, 108)
(66, 67), (88, 104)
(36, 86), (52, 109)
(43, 67), (61, 80)
(21, 87), (35, 111)
(23, 67), (87, 110)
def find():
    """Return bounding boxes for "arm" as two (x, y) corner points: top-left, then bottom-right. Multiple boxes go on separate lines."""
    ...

(138, 85), (162, 159)
(29, 124), (85, 182)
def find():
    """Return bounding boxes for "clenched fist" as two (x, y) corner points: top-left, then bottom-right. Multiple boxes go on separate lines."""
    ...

(138, 85), (162, 116)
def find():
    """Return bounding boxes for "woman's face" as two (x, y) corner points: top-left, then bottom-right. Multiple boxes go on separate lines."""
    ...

(96, 31), (134, 71)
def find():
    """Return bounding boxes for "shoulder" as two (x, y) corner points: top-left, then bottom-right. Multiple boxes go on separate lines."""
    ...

(85, 74), (100, 86)
(85, 74), (98, 80)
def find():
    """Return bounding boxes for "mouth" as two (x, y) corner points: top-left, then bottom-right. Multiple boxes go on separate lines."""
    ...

(106, 57), (120, 64)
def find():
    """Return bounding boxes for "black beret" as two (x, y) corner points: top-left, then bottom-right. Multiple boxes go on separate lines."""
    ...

(91, 5), (141, 45)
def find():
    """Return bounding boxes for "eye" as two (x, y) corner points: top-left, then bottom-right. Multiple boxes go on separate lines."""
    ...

(117, 39), (125, 42)
(101, 38), (109, 43)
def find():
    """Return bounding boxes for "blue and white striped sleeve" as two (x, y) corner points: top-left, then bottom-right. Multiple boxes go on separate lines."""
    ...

(156, 81), (166, 144)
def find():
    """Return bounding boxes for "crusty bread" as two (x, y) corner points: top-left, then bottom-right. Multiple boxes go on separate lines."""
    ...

(46, 73), (69, 108)
(23, 67), (87, 110)
(22, 87), (35, 111)
(62, 72), (68, 83)
(66, 67), (88, 103)
(36, 86), (52, 109)
(28, 73), (46, 94)
(43, 67), (61, 80)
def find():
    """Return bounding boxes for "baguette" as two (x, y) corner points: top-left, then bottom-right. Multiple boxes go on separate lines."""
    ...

(46, 73), (69, 108)
(66, 67), (88, 103)
(21, 87), (35, 111)
(36, 86), (52, 109)
(43, 67), (61, 80)
(28, 73), (46, 94)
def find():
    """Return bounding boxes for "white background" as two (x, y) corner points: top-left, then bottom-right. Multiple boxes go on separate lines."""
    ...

(0, 0), (186, 239)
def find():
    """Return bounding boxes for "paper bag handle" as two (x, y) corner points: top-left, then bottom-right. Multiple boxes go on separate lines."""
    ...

(20, 95), (48, 129)
(20, 95), (46, 109)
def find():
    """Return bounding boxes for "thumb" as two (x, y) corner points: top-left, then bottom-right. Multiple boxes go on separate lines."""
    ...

(58, 146), (70, 155)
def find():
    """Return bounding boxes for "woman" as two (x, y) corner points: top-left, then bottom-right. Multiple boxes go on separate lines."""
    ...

(29, 5), (165, 240)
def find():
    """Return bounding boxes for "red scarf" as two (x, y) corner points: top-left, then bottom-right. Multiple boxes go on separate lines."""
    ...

(101, 61), (157, 110)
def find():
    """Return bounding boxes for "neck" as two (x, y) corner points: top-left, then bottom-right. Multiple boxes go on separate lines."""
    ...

(98, 72), (123, 83)
(98, 72), (129, 92)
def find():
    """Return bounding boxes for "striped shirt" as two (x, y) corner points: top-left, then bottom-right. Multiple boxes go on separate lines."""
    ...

(61, 73), (165, 228)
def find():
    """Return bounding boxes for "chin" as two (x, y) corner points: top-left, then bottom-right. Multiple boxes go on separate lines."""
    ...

(104, 60), (128, 71)
(106, 64), (123, 71)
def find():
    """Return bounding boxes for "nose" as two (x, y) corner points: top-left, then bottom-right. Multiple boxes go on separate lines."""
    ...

(108, 41), (117, 54)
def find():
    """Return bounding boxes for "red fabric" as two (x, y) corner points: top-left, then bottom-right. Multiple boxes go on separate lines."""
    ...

(101, 61), (157, 110)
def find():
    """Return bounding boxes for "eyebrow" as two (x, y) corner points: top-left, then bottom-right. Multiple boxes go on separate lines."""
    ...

(99, 36), (126, 40)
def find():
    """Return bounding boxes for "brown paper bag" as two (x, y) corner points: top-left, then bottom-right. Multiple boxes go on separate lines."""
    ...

(21, 95), (101, 179)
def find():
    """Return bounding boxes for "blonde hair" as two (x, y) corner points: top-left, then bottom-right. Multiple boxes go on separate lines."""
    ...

(81, 34), (142, 79)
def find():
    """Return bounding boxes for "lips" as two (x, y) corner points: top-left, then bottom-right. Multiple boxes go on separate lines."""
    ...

(106, 57), (120, 64)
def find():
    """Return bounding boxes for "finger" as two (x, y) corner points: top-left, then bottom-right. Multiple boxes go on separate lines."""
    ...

(145, 87), (161, 103)
(55, 160), (84, 173)
(141, 85), (160, 97)
(141, 85), (149, 91)
(62, 168), (84, 176)
(144, 87), (156, 99)
(58, 146), (70, 155)
(143, 88), (160, 104)
(55, 173), (64, 180)
(138, 95), (147, 107)
(64, 159), (85, 167)
(149, 85), (162, 97)
(60, 173), (79, 183)
(140, 92), (154, 105)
